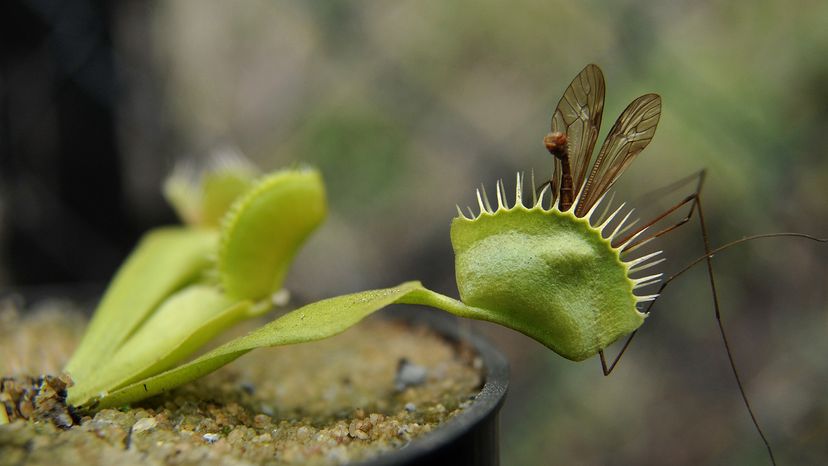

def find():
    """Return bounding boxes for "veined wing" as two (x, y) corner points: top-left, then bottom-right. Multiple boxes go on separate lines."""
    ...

(575, 93), (661, 217)
(550, 64), (605, 201)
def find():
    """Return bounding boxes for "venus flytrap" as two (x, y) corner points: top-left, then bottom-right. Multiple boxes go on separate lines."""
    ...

(163, 153), (258, 228)
(65, 163), (327, 408)
(448, 178), (646, 361)
(66, 287), (254, 407)
(64, 228), (219, 385)
(84, 173), (651, 409)
(218, 168), (327, 300)
(67, 67), (659, 410)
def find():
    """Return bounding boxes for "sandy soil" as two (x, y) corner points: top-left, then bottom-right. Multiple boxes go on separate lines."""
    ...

(0, 301), (483, 465)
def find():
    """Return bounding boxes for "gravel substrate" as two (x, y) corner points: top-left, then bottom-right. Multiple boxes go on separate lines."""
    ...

(0, 301), (484, 466)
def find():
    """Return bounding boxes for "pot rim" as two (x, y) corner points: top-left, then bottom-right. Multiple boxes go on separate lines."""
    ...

(355, 307), (509, 466)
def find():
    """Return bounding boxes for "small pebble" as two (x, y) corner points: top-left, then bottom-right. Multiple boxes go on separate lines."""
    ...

(131, 417), (157, 433)
(395, 358), (428, 391)
(240, 382), (255, 395)
(404, 403), (417, 412)
(253, 413), (270, 428)
(260, 404), (274, 416)
(296, 426), (311, 440)
(326, 446), (349, 462)
(202, 433), (220, 444)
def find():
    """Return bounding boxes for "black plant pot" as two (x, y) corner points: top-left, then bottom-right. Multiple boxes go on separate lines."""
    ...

(359, 308), (510, 466)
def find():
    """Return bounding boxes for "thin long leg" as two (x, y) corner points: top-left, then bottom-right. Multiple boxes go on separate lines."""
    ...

(601, 193), (772, 457)
(598, 180), (813, 465)
(696, 195), (776, 465)
(596, 170), (827, 464)
(627, 171), (703, 207)
(613, 170), (706, 252)
(535, 180), (552, 199)
(597, 173), (828, 375)
(601, 231), (828, 376)
(601, 172), (709, 375)
(599, 334), (636, 376)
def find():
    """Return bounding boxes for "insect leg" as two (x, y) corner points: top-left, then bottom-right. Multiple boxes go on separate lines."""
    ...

(599, 174), (816, 465)
(695, 192), (777, 465)
(600, 171), (708, 376)
(535, 180), (552, 199)
(602, 231), (828, 376)
(605, 191), (778, 460)
(602, 170), (777, 457)
(599, 336), (636, 376)
(601, 169), (773, 462)
(613, 170), (706, 253)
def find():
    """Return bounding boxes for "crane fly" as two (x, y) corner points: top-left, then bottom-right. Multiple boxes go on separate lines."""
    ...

(535, 64), (827, 465)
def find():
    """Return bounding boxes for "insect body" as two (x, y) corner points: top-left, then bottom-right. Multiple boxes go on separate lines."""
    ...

(453, 64), (663, 362)
(452, 64), (827, 465)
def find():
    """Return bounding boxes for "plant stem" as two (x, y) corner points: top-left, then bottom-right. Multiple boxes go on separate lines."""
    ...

(396, 287), (497, 321)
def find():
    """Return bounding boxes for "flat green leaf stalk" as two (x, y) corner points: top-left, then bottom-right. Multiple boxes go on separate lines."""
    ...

(65, 228), (218, 384)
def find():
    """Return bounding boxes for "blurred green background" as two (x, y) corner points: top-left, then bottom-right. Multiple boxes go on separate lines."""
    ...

(3, 0), (828, 464)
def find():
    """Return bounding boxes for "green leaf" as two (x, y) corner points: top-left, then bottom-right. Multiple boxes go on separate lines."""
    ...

(65, 228), (217, 382)
(80, 278), (538, 409)
(451, 204), (642, 361)
(200, 169), (256, 227)
(219, 168), (327, 300)
(163, 166), (201, 226)
(93, 281), (456, 408)
(67, 286), (251, 407)
(162, 156), (258, 227)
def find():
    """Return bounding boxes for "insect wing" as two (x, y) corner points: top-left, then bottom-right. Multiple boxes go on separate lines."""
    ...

(575, 93), (661, 216)
(550, 64), (606, 200)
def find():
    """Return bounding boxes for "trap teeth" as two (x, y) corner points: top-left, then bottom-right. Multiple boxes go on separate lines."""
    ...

(599, 203), (626, 230)
(480, 183), (493, 212)
(633, 273), (663, 290)
(456, 205), (468, 220)
(618, 227), (651, 252)
(551, 192), (560, 211)
(628, 257), (666, 274)
(607, 209), (635, 241)
(476, 189), (487, 214)
(515, 172), (524, 207)
(585, 192), (607, 222)
(626, 250), (663, 268)
(635, 294), (659, 303)
(463, 173), (618, 220)
(537, 184), (551, 208)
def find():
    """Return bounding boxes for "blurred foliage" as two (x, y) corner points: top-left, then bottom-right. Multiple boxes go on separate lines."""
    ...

(295, 103), (410, 215)
(6, 0), (828, 464)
